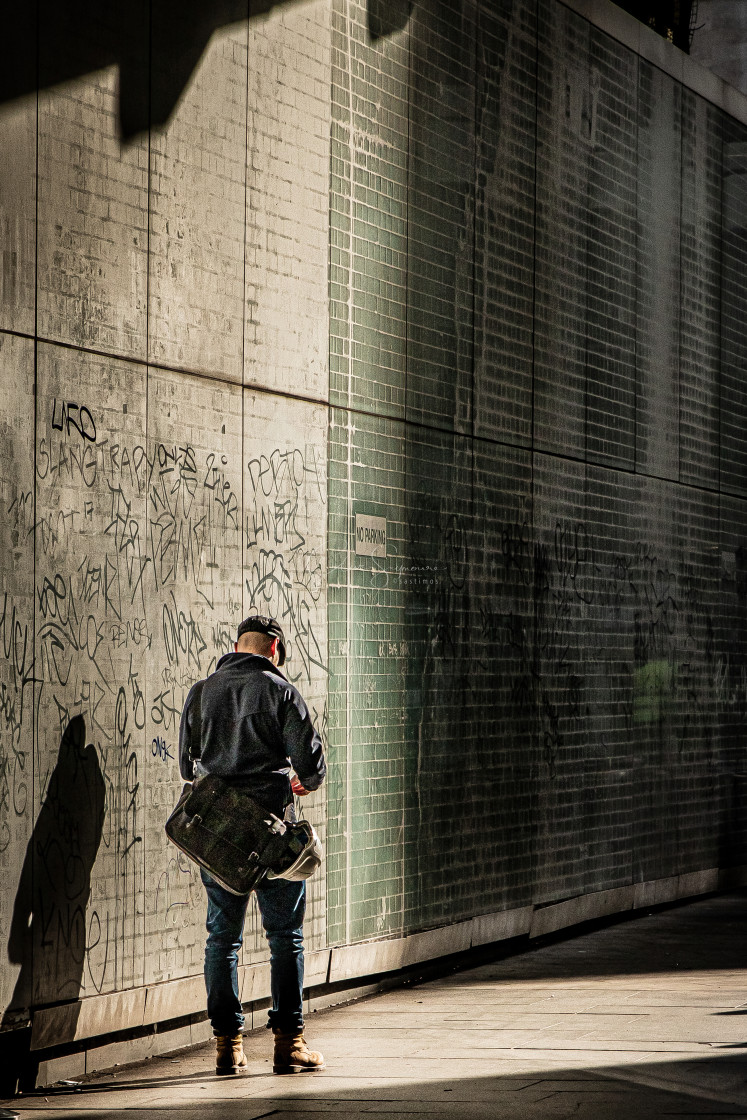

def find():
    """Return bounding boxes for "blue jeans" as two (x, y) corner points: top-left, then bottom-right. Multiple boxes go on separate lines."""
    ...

(201, 869), (306, 1036)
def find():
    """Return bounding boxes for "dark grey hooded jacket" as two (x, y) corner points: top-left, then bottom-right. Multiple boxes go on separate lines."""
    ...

(178, 652), (326, 818)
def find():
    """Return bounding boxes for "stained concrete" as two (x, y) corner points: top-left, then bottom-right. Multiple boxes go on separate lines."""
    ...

(4, 892), (747, 1119)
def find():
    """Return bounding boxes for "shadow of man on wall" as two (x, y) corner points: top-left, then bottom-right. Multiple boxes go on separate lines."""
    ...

(1, 715), (106, 1092)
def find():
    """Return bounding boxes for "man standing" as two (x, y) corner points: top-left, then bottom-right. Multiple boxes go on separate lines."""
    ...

(179, 615), (326, 1075)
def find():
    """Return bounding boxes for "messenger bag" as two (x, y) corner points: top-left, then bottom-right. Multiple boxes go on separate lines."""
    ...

(165, 680), (321, 895)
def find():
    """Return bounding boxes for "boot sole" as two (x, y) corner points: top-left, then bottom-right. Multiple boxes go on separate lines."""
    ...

(216, 1066), (248, 1075)
(272, 1064), (325, 1074)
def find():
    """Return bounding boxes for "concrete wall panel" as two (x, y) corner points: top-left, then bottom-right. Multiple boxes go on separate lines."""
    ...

(143, 369), (243, 986)
(37, 71), (148, 357)
(0, 335), (35, 1021)
(34, 344), (147, 1002)
(148, 27), (248, 380)
(0, 91), (35, 336)
(245, 1), (331, 400)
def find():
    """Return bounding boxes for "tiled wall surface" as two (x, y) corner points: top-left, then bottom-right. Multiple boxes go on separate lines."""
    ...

(328, 0), (747, 943)
(1, 0), (747, 1054)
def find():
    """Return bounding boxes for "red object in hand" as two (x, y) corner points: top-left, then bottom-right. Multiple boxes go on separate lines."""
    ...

(290, 776), (310, 796)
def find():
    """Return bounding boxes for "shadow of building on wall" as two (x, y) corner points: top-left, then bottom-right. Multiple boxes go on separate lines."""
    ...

(1, 716), (105, 1091)
(0, 0), (413, 139)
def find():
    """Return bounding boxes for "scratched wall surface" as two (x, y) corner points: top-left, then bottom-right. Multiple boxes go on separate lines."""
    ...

(148, 30), (247, 380)
(0, 335), (35, 1021)
(0, 1), (331, 1036)
(145, 372), (244, 985)
(37, 61), (148, 358)
(2, 0), (747, 1052)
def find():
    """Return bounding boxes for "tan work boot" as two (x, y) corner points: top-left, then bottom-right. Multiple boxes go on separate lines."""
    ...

(215, 1033), (248, 1074)
(272, 1028), (325, 1073)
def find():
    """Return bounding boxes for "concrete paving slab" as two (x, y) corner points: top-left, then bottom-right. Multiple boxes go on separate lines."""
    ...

(4, 894), (747, 1120)
(616, 993), (747, 1007)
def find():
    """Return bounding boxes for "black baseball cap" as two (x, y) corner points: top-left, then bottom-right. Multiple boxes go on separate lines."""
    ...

(237, 615), (286, 666)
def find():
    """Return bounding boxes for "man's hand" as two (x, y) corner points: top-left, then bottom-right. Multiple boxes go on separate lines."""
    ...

(290, 776), (310, 796)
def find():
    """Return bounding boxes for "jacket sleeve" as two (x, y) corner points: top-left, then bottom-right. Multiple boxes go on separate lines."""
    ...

(281, 687), (326, 791)
(178, 683), (198, 780)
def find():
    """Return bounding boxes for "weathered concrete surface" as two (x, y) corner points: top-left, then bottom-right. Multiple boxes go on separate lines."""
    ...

(690, 0), (747, 98)
(6, 892), (747, 1119)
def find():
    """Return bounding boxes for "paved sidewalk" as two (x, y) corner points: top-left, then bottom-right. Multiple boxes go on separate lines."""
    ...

(4, 892), (747, 1120)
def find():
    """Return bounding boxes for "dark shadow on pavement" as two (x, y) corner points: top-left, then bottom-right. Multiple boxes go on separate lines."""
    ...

(10, 1054), (747, 1119)
(18, 1070), (271, 1096)
(447, 892), (747, 984)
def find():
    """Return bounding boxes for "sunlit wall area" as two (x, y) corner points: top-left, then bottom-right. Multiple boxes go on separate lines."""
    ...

(0, 0), (332, 1072)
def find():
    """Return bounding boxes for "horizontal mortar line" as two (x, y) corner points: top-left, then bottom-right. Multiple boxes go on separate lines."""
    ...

(437, 984), (735, 990)
(4, 319), (739, 504)
(353, 1016), (649, 1025)
(0, 326), (329, 409)
(362, 1045), (681, 1054)
(534, 1088), (631, 1094)
(342, 1030), (667, 1039)
(242, 1097), (533, 1105)
(350, 1027), (658, 1034)
(333, 400), (734, 501)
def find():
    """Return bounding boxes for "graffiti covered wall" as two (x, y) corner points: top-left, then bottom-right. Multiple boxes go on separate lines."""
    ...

(0, 2), (331, 1045)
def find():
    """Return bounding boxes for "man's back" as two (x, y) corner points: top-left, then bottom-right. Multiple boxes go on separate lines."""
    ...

(178, 651), (325, 817)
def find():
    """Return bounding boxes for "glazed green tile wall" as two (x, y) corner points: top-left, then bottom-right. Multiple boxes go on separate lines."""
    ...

(406, 2), (476, 433)
(720, 114), (747, 498)
(402, 433), (537, 928)
(473, 1), (538, 446)
(330, 1), (410, 418)
(679, 90), (721, 490)
(327, 408), (409, 945)
(329, 0), (747, 945)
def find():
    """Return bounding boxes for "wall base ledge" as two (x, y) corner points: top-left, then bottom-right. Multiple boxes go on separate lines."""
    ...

(2, 867), (741, 1090)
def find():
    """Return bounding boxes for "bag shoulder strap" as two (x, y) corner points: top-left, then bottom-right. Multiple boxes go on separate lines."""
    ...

(190, 680), (206, 763)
